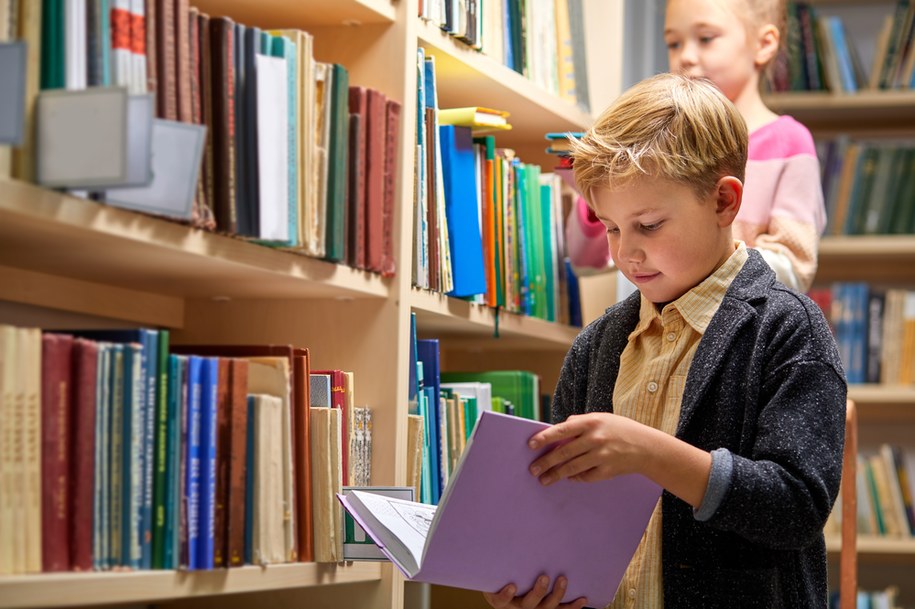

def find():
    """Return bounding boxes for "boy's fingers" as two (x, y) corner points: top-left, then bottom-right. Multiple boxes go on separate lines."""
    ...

(482, 584), (516, 608)
(529, 438), (587, 481)
(520, 575), (551, 609)
(528, 417), (582, 449)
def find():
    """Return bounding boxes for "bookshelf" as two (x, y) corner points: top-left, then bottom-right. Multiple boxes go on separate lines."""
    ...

(0, 1), (613, 609)
(790, 2), (915, 602)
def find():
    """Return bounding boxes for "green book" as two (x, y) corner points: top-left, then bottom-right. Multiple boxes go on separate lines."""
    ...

(324, 63), (350, 262)
(151, 330), (170, 569)
(441, 371), (540, 422)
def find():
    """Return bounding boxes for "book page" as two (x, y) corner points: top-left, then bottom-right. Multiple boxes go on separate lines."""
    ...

(350, 490), (437, 575)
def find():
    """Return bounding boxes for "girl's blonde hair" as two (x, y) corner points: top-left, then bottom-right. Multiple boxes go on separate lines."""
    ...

(571, 73), (748, 201)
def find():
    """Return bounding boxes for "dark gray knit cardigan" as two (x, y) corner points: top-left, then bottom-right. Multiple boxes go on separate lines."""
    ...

(552, 250), (847, 609)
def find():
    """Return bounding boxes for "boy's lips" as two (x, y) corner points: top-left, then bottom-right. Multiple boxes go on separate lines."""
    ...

(630, 271), (660, 283)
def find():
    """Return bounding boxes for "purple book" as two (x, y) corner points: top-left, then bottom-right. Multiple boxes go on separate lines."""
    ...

(338, 410), (661, 607)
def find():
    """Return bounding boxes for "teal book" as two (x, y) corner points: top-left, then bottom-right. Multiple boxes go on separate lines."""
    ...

(151, 331), (171, 569)
(162, 354), (184, 569)
(324, 63), (350, 262)
(121, 343), (144, 570)
(92, 344), (113, 570)
(40, 0), (65, 89)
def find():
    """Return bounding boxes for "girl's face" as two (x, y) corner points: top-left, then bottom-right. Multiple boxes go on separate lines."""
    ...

(663, 0), (761, 103)
(590, 177), (741, 304)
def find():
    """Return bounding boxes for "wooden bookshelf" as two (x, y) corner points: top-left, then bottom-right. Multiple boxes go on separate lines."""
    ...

(191, 0), (396, 27)
(847, 385), (915, 423)
(410, 288), (580, 350)
(0, 562), (382, 609)
(827, 536), (915, 565)
(764, 91), (915, 133)
(416, 17), (592, 168)
(815, 235), (915, 286)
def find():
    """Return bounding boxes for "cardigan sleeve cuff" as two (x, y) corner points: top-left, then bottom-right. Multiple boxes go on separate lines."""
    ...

(693, 448), (733, 522)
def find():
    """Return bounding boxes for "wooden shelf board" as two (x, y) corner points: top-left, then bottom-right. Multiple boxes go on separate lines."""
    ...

(0, 180), (389, 302)
(827, 535), (915, 564)
(815, 236), (915, 286)
(417, 19), (591, 156)
(190, 0), (395, 27)
(847, 385), (915, 423)
(409, 288), (579, 350)
(764, 91), (915, 131)
(0, 562), (382, 609)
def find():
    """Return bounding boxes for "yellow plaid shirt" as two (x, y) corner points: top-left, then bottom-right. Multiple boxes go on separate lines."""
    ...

(607, 242), (748, 609)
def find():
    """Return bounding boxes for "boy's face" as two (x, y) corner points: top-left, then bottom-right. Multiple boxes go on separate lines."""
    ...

(663, 0), (760, 103)
(590, 177), (740, 304)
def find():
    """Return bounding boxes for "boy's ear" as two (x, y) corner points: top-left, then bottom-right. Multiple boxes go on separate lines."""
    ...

(715, 176), (743, 226)
(754, 24), (780, 68)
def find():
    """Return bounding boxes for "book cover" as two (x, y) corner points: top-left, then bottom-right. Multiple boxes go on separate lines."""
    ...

(40, 333), (73, 572)
(69, 338), (98, 571)
(197, 356), (219, 570)
(338, 411), (660, 606)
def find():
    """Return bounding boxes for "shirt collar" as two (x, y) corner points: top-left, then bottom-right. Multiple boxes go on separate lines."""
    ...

(631, 241), (748, 337)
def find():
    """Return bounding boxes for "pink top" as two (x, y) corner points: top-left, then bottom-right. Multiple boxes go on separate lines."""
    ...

(566, 115), (825, 291)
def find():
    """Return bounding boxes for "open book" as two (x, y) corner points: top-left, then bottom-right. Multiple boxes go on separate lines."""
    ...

(338, 411), (662, 607)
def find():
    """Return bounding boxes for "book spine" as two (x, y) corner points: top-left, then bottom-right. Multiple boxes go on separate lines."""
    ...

(40, 333), (72, 572)
(197, 358), (218, 570)
(151, 330), (170, 569)
(140, 332), (158, 570)
(69, 339), (98, 571)
(213, 358), (230, 568)
(184, 356), (203, 570)
(381, 99), (401, 277)
(227, 359), (249, 566)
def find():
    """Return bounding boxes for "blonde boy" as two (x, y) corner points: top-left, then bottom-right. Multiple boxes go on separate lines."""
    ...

(484, 74), (845, 609)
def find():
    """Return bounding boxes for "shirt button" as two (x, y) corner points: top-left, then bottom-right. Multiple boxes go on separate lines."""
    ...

(647, 381), (658, 393)
(667, 332), (677, 342)
(629, 588), (636, 599)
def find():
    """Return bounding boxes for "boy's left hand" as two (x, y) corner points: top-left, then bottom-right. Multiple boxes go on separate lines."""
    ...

(527, 412), (652, 486)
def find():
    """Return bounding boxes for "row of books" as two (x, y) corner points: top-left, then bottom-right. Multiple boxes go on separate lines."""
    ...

(768, 1), (915, 93)
(818, 138), (915, 237)
(825, 444), (915, 540)
(808, 284), (915, 385)
(407, 315), (543, 505)
(418, 0), (591, 113)
(0, 323), (371, 575)
(6, 1), (401, 274)
(829, 587), (903, 609)
(415, 51), (572, 323)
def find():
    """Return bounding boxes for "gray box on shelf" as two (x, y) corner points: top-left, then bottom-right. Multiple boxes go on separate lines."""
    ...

(0, 41), (26, 145)
(35, 88), (154, 189)
(104, 119), (206, 220)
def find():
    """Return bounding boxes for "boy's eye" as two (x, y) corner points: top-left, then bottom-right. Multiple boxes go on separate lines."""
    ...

(699, 35), (716, 44)
(606, 226), (620, 235)
(665, 41), (681, 51)
(640, 222), (662, 232)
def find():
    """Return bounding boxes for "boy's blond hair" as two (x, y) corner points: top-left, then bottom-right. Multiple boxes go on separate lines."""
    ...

(571, 73), (748, 202)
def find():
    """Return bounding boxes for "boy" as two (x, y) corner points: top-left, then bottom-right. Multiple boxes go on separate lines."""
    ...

(484, 74), (846, 609)
(568, 0), (825, 293)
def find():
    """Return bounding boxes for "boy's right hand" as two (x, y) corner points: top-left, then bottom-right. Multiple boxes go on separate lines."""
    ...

(481, 575), (589, 609)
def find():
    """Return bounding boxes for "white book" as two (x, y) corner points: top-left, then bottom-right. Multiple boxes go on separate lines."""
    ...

(251, 394), (286, 565)
(255, 53), (290, 243)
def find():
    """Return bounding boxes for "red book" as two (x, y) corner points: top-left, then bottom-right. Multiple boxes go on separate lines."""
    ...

(348, 86), (368, 269)
(293, 352), (313, 562)
(155, 0), (177, 120)
(364, 88), (387, 273)
(41, 333), (73, 572)
(69, 339), (98, 571)
(381, 99), (401, 278)
(175, 0), (192, 123)
(213, 357), (230, 568)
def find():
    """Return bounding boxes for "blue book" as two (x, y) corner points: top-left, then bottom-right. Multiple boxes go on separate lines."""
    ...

(828, 16), (857, 93)
(439, 125), (487, 297)
(565, 259), (582, 327)
(197, 357), (219, 570)
(417, 339), (443, 503)
(185, 356), (204, 570)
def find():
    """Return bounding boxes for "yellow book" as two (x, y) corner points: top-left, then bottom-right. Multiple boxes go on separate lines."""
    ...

(438, 106), (512, 131)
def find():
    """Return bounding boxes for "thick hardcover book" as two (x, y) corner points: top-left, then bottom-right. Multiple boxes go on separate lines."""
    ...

(311, 405), (342, 562)
(364, 88), (387, 272)
(69, 338), (98, 571)
(347, 85), (368, 269)
(175, 0), (191, 121)
(155, 0), (177, 119)
(339, 411), (661, 606)
(251, 394), (286, 565)
(324, 63), (349, 262)
(183, 355), (203, 570)
(213, 358), (230, 568)
(151, 330), (171, 569)
(40, 333), (73, 572)
(209, 16), (237, 233)
(292, 352), (313, 562)
(381, 99), (401, 277)
(196, 357), (218, 570)
(312, 369), (348, 486)
(227, 358), (250, 566)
